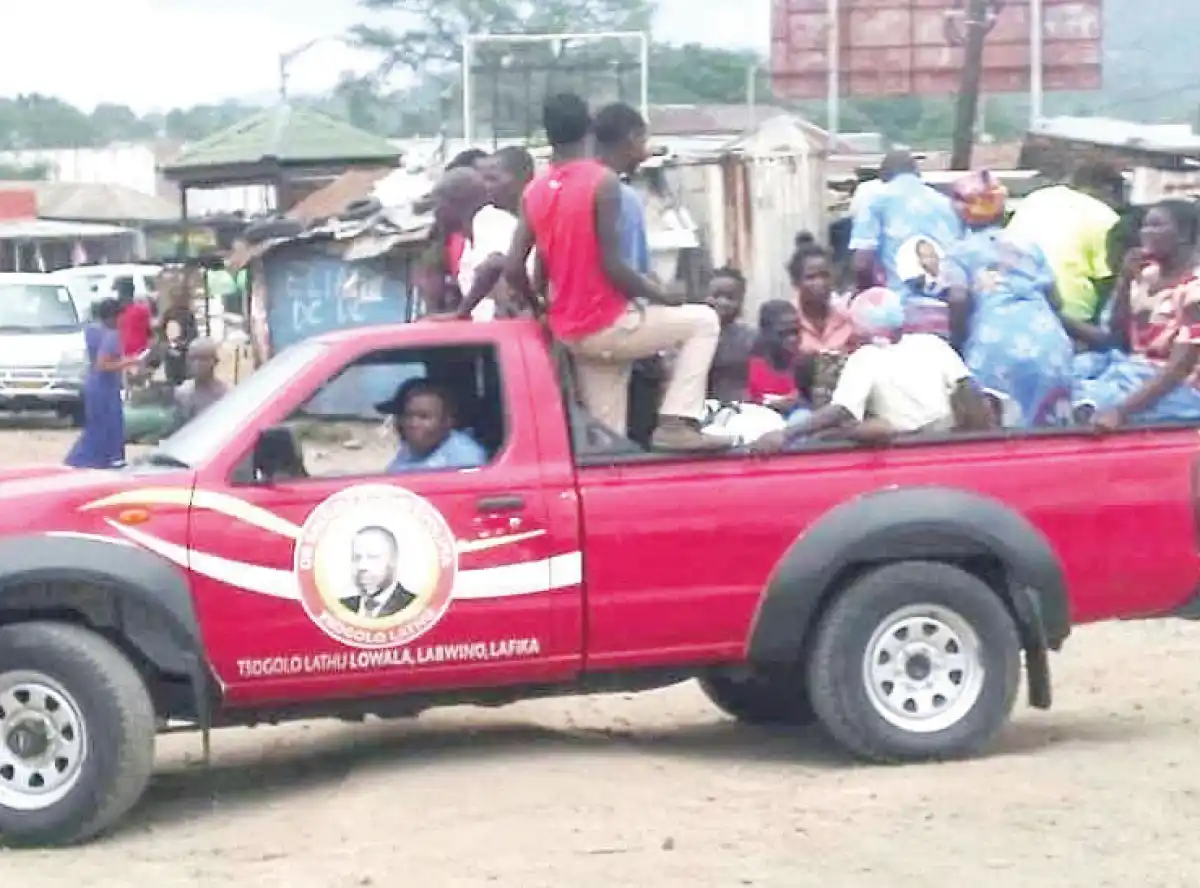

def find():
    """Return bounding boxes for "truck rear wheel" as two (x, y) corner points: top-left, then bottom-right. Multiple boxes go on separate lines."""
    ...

(0, 622), (156, 847)
(699, 669), (815, 726)
(806, 560), (1021, 763)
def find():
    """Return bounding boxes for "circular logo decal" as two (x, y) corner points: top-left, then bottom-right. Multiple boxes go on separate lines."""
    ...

(295, 484), (458, 649)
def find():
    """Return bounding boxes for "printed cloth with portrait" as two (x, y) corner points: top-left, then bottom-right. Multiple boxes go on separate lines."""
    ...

(943, 228), (1074, 427)
(848, 173), (962, 336)
(1073, 264), (1200, 422)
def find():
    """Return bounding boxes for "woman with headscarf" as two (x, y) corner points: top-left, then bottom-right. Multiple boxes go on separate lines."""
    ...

(943, 170), (1075, 427)
(1073, 199), (1200, 429)
(752, 287), (994, 451)
(65, 297), (141, 469)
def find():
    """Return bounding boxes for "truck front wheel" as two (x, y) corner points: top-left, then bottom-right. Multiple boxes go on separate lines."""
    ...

(699, 669), (815, 726)
(807, 560), (1021, 763)
(0, 622), (156, 847)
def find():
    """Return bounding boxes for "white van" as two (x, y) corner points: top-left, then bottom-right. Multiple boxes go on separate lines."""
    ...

(49, 263), (161, 318)
(0, 273), (88, 424)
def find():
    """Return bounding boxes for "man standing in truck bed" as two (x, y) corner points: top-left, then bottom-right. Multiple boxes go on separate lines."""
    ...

(505, 93), (725, 453)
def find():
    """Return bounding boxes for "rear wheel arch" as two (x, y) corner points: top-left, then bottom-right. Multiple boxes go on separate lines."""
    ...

(747, 486), (1069, 706)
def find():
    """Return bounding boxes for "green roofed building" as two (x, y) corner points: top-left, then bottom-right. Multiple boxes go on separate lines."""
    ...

(160, 104), (401, 215)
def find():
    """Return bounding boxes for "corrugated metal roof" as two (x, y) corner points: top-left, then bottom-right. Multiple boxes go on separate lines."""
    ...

(162, 104), (401, 174)
(286, 167), (395, 223)
(650, 104), (792, 136)
(0, 219), (133, 240)
(0, 181), (178, 222)
(1030, 116), (1200, 155)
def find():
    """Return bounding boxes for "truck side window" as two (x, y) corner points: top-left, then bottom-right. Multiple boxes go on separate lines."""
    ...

(281, 344), (506, 479)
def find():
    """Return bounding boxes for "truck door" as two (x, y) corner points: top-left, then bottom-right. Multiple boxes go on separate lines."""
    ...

(185, 333), (576, 705)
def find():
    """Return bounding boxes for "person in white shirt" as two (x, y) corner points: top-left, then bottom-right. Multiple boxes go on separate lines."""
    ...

(753, 286), (994, 451)
(484, 146), (535, 216)
(430, 150), (537, 322)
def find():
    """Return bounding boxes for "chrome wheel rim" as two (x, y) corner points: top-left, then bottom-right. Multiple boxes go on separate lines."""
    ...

(0, 671), (88, 811)
(862, 604), (985, 734)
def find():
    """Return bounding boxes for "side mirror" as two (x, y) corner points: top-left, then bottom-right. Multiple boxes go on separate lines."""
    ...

(252, 425), (307, 482)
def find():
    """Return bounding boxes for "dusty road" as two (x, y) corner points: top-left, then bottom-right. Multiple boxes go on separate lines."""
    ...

(2, 422), (1200, 886)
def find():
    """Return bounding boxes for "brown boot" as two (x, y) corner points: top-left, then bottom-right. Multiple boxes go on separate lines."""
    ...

(650, 416), (732, 452)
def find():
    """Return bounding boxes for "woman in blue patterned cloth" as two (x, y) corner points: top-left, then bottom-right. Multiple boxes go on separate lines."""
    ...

(943, 170), (1075, 428)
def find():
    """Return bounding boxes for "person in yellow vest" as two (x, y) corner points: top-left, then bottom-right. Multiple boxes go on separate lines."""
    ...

(1006, 163), (1125, 344)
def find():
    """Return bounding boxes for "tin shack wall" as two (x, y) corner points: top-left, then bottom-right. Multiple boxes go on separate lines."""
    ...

(682, 150), (825, 323)
(255, 239), (416, 416)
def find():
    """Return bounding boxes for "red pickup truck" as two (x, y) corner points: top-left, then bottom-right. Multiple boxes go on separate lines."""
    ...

(1, 318), (1198, 847)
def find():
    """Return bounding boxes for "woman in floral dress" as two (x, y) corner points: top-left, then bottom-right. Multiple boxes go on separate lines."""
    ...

(943, 171), (1075, 427)
(1073, 199), (1200, 429)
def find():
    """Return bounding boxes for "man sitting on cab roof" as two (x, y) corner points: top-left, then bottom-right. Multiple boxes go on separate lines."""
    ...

(753, 287), (994, 451)
(376, 378), (486, 473)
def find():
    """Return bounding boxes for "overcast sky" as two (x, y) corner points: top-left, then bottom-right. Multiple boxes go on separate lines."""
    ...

(0, 0), (769, 111)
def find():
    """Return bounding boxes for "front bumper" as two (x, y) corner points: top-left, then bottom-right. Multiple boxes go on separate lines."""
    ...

(0, 366), (83, 410)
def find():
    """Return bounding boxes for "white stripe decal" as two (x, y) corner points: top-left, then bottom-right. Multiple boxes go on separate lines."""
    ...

(109, 520), (297, 598)
(453, 552), (583, 599)
(103, 521), (582, 602)
(46, 531), (134, 546)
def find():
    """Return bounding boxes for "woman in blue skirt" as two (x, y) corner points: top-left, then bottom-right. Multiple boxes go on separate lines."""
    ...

(65, 298), (138, 469)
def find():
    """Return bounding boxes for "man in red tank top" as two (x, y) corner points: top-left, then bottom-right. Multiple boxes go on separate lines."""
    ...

(505, 93), (725, 452)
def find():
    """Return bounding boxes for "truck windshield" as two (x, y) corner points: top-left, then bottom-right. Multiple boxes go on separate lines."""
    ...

(0, 284), (80, 332)
(152, 339), (328, 468)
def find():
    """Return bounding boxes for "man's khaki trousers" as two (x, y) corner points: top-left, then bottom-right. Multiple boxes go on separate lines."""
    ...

(565, 303), (720, 437)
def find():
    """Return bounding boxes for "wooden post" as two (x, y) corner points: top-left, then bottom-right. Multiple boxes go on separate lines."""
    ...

(950, 0), (990, 170)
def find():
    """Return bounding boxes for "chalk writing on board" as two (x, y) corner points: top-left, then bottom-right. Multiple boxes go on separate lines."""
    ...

(267, 254), (409, 351)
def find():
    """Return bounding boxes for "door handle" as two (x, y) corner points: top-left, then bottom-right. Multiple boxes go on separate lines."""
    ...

(476, 494), (525, 512)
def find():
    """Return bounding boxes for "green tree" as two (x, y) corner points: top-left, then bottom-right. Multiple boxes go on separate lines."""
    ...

(649, 43), (767, 105)
(0, 160), (50, 180)
(353, 0), (655, 137)
(162, 102), (257, 142)
(0, 95), (97, 148)
(353, 0), (654, 74)
(351, 0), (791, 137)
(90, 103), (155, 143)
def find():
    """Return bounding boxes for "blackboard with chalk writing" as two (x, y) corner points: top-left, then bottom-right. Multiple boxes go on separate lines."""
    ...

(264, 251), (410, 352)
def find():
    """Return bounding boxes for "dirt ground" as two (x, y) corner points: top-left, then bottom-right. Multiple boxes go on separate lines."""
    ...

(3, 420), (1200, 886)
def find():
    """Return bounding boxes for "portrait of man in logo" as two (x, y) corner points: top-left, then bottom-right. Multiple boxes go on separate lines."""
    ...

(343, 525), (418, 619)
(295, 485), (458, 648)
(896, 235), (947, 298)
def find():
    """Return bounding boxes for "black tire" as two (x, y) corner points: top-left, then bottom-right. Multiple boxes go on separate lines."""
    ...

(699, 670), (815, 726)
(66, 399), (85, 428)
(806, 560), (1021, 763)
(0, 622), (156, 847)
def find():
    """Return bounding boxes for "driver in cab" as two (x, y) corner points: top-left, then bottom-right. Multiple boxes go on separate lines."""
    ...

(376, 378), (486, 473)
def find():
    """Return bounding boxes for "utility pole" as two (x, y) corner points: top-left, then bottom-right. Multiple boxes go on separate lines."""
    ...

(279, 37), (329, 102)
(826, 0), (841, 136)
(1029, 0), (1044, 126)
(949, 0), (991, 170)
